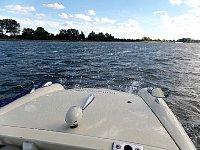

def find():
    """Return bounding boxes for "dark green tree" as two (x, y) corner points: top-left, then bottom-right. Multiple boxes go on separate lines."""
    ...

(87, 31), (96, 41)
(34, 27), (49, 40)
(1, 19), (20, 36)
(105, 33), (114, 41)
(58, 29), (67, 40)
(142, 37), (151, 41)
(48, 33), (55, 40)
(22, 28), (34, 39)
(57, 29), (80, 40)
(96, 32), (105, 41)
(177, 38), (191, 43)
(60, 29), (67, 35)
(87, 31), (114, 41)
(80, 31), (85, 40)
(0, 20), (3, 34)
(67, 29), (80, 40)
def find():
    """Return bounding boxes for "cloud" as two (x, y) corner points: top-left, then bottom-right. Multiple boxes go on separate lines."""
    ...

(62, 22), (76, 29)
(19, 18), (60, 28)
(169, 0), (183, 5)
(74, 14), (92, 21)
(153, 11), (166, 15)
(58, 12), (94, 21)
(5, 5), (35, 13)
(169, 0), (200, 11)
(157, 11), (200, 39)
(184, 0), (200, 8)
(42, 3), (64, 9)
(78, 18), (145, 39)
(127, 19), (140, 28)
(58, 13), (68, 19)
(17, 18), (62, 34)
(150, 0), (200, 39)
(88, 10), (96, 16)
(36, 13), (46, 18)
(184, 0), (200, 15)
(69, 14), (73, 17)
(95, 17), (116, 24)
(118, 19), (140, 28)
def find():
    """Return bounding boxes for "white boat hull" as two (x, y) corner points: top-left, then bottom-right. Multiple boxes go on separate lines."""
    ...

(0, 83), (196, 150)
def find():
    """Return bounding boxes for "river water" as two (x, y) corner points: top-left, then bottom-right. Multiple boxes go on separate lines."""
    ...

(0, 41), (199, 149)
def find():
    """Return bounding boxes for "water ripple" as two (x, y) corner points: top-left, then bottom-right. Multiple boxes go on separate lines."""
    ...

(0, 41), (199, 149)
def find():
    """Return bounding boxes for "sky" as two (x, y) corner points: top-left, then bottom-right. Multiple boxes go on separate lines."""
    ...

(0, 0), (200, 40)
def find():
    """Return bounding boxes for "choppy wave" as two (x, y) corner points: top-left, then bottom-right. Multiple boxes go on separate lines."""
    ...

(0, 41), (199, 149)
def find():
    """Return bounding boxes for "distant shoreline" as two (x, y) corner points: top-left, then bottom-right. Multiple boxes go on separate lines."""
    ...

(0, 39), (162, 43)
(0, 38), (171, 43)
(1, 37), (200, 43)
(2, 36), (200, 43)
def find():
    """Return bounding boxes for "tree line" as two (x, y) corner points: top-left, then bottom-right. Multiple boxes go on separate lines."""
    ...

(176, 38), (200, 43)
(0, 19), (20, 36)
(0, 18), (156, 42)
(0, 19), (115, 41)
(1, 18), (199, 42)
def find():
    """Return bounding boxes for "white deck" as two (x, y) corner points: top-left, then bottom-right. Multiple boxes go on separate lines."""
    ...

(0, 84), (180, 149)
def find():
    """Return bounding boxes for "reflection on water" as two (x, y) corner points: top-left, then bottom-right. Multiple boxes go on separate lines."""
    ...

(0, 41), (199, 148)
